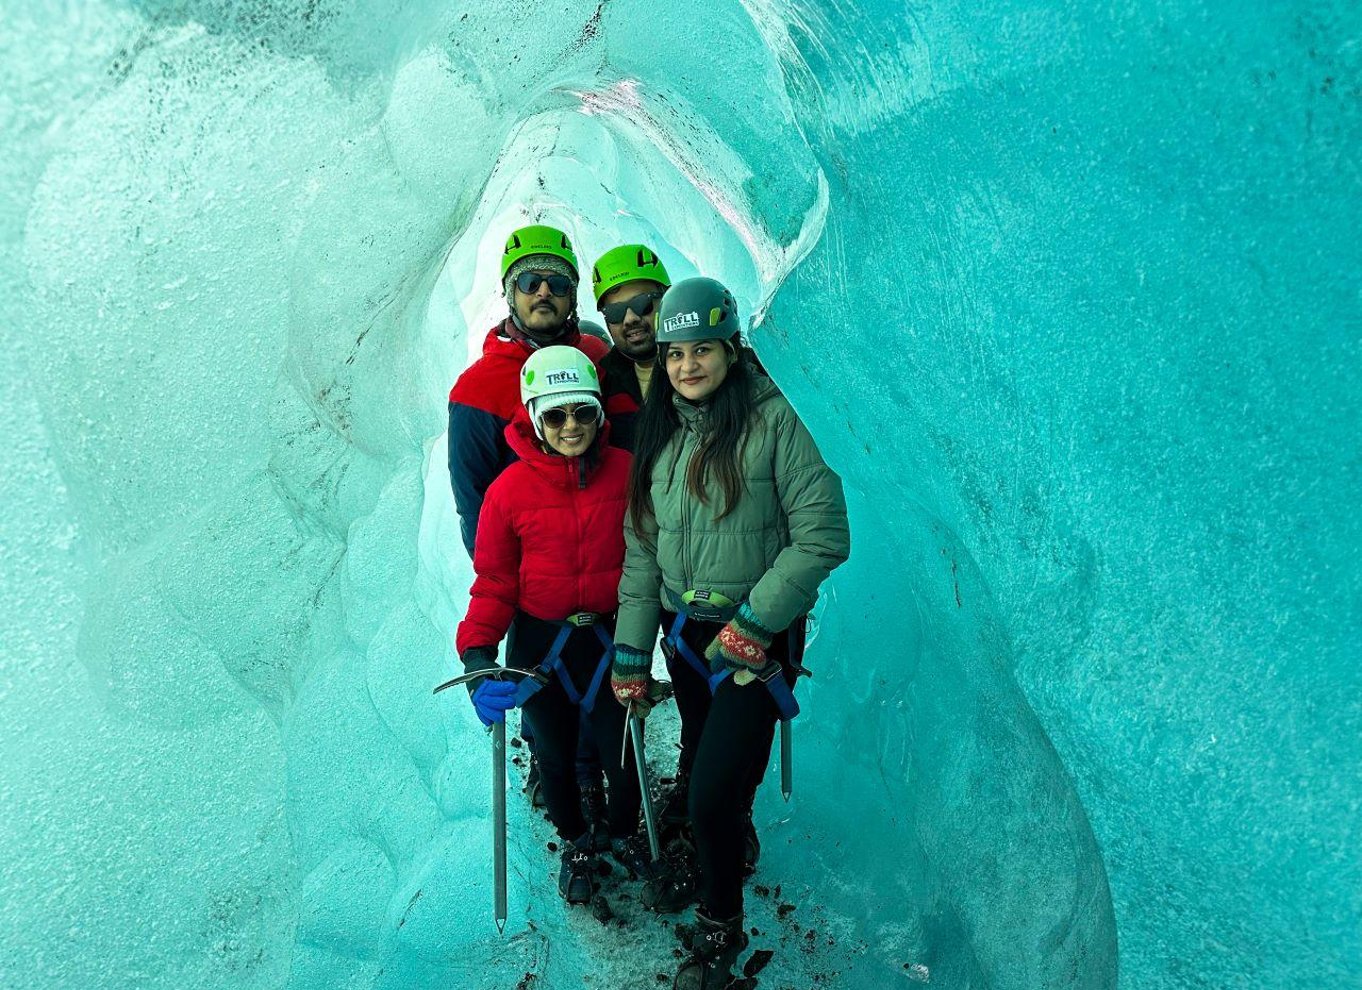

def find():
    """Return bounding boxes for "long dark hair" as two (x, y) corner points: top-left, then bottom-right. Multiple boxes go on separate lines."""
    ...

(628, 342), (756, 533)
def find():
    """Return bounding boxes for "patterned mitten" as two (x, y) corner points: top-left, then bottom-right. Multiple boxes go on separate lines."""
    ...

(612, 644), (653, 715)
(704, 603), (776, 675)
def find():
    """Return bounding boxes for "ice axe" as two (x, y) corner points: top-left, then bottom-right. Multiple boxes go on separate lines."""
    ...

(432, 666), (545, 932)
(733, 663), (812, 802)
(621, 680), (673, 863)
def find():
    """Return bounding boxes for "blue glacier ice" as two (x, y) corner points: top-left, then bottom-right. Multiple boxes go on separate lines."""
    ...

(2, 1), (1358, 988)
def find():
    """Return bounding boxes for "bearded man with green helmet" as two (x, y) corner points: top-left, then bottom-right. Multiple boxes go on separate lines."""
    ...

(590, 243), (671, 452)
(447, 223), (608, 558)
(608, 276), (850, 990)
(447, 224), (611, 825)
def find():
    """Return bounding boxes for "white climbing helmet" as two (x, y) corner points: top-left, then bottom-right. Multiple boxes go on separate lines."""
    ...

(519, 345), (603, 439)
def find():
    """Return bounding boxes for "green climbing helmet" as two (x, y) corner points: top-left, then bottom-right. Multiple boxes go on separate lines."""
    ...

(500, 224), (579, 279)
(654, 276), (740, 344)
(590, 244), (671, 303)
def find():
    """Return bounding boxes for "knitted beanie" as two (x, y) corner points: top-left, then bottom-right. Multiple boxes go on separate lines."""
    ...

(504, 254), (578, 301)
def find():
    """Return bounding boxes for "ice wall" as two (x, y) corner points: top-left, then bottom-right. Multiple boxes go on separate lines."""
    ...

(2, 2), (1358, 989)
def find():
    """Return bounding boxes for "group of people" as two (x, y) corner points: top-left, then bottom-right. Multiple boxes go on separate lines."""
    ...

(445, 223), (850, 989)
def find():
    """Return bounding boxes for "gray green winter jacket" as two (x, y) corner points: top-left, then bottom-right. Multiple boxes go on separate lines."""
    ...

(614, 373), (850, 651)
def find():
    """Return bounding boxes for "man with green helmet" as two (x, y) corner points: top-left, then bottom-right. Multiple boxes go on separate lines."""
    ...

(590, 243), (671, 451)
(446, 223), (608, 557)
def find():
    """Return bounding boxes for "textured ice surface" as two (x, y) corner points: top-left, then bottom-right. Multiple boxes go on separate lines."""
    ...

(2, 2), (1359, 988)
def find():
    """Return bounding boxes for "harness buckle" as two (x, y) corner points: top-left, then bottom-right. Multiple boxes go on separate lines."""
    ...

(681, 588), (736, 623)
(667, 588), (738, 624)
(749, 659), (784, 684)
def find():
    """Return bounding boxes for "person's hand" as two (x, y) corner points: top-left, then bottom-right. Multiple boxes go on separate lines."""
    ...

(612, 644), (653, 716)
(461, 646), (511, 726)
(470, 679), (517, 727)
(461, 645), (499, 679)
(704, 603), (777, 677)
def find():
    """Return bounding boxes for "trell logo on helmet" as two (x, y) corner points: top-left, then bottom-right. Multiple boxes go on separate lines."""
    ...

(545, 370), (580, 386)
(663, 311), (700, 334)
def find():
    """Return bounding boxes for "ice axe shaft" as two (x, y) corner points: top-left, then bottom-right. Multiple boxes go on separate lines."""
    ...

(492, 720), (507, 932)
(628, 707), (662, 861)
(781, 663), (810, 802)
(432, 666), (538, 932)
(780, 718), (793, 801)
(732, 667), (802, 801)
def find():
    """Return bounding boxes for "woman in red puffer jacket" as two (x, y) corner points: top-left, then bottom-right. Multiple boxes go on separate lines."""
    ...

(455, 345), (654, 907)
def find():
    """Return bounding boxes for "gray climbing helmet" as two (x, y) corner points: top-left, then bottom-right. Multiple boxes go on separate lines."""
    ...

(654, 276), (740, 344)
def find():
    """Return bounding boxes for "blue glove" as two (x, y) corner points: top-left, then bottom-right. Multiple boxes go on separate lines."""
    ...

(471, 679), (518, 727)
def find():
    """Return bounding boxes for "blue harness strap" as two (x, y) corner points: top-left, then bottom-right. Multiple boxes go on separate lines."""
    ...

(663, 589), (802, 720)
(514, 619), (615, 712)
(744, 662), (800, 720)
(667, 611), (730, 694)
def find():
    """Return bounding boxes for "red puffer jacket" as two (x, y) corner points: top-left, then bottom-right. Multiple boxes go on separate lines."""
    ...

(455, 407), (632, 655)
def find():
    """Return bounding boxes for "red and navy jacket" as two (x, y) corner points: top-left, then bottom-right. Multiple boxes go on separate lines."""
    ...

(455, 409), (631, 655)
(599, 347), (646, 453)
(447, 319), (608, 556)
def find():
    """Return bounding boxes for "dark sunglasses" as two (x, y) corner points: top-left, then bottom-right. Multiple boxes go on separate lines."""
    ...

(600, 291), (663, 325)
(514, 271), (574, 297)
(540, 404), (600, 428)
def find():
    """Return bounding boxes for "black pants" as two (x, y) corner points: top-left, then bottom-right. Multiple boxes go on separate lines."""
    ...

(511, 613), (641, 844)
(665, 610), (805, 918)
(513, 611), (603, 787)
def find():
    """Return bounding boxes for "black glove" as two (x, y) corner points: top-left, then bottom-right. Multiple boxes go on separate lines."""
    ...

(460, 645), (499, 698)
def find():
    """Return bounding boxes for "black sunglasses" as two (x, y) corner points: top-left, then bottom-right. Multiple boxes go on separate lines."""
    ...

(600, 291), (663, 325)
(540, 404), (600, 428)
(515, 271), (574, 297)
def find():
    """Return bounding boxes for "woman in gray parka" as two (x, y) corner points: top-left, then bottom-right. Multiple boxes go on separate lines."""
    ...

(609, 276), (851, 990)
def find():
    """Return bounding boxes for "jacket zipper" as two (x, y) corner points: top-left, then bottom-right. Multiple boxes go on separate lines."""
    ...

(682, 424), (698, 590)
(569, 457), (586, 612)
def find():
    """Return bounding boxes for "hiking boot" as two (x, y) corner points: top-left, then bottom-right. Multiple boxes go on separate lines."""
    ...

(557, 835), (598, 905)
(611, 832), (661, 881)
(641, 847), (697, 913)
(673, 911), (748, 990)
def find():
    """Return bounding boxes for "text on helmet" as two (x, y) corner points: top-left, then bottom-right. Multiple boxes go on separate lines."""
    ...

(663, 311), (701, 334)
